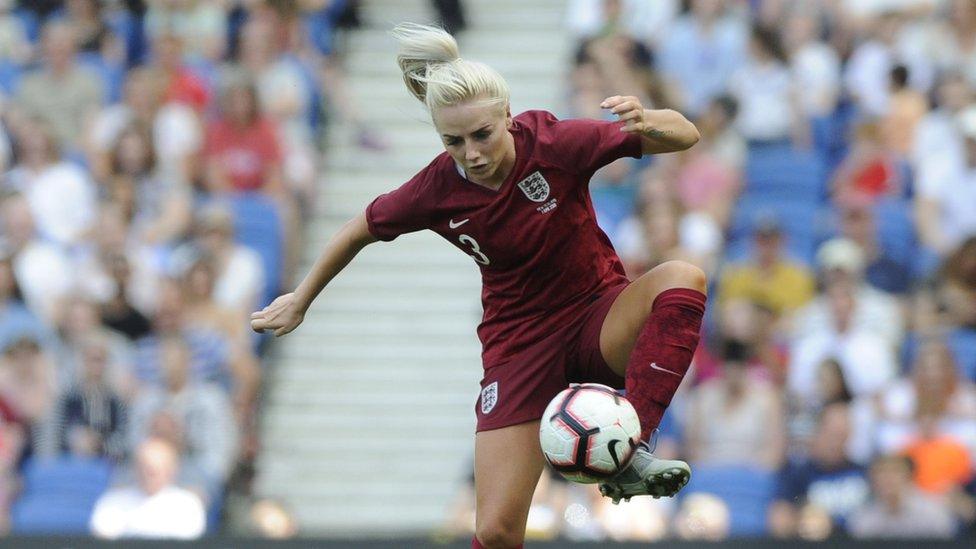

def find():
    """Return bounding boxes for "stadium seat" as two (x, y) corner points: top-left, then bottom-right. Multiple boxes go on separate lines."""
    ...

(872, 197), (916, 265)
(682, 465), (775, 536)
(226, 192), (285, 307)
(11, 457), (113, 534)
(744, 143), (827, 202)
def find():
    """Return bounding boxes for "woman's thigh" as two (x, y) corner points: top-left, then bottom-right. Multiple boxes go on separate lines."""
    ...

(474, 420), (545, 543)
(598, 261), (707, 376)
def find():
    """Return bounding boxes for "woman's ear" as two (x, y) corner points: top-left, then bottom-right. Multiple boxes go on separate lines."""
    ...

(505, 105), (513, 128)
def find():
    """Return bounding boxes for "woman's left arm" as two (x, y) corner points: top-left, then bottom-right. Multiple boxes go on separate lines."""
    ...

(601, 95), (700, 155)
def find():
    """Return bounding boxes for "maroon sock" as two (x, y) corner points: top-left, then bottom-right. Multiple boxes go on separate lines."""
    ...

(625, 287), (706, 443)
(472, 537), (522, 549)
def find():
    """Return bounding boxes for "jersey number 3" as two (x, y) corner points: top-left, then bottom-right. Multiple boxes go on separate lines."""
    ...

(458, 234), (490, 265)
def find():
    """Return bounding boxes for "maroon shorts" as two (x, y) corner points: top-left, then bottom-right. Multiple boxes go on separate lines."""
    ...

(475, 284), (629, 432)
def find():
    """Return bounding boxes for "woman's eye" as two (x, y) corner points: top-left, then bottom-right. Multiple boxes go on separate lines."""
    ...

(474, 132), (490, 140)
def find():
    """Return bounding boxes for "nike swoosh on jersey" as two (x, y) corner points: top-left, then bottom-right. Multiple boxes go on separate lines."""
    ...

(448, 218), (470, 229)
(649, 362), (681, 377)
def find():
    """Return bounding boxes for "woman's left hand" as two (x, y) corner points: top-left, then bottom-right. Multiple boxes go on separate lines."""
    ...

(601, 95), (647, 134)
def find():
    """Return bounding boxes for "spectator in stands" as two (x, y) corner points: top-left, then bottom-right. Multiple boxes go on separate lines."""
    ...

(929, 0), (976, 86)
(718, 215), (815, 317)
(784, 6), (841, 122)
(4, 120), (97, 251)
(881, 65), (928, 157)
(180, 252), (261, 419)
(90, 436), (206, 539)
(566, 0), (678, 47)
(203, 76), (301, 284)
(11, 20), (103, 153)
(148, 32), (210, 113)
(912, 70), (970, 191)
(789, 277), (897, 404)
(236, 17), (318, 205)
(128, 335), (238, 497)
(613, 169), (681, 276)
(657, 0), (747, 117)
(875, 341), (976, 475)
(0, 334), (57, 456)
(843, 10), (923, 119)
(729, 25), (798, 144)
(192, 204), (266, 317)
(0, 202), (61, 342)
(915, 104), (976, 256)
(794, 238), (904, 347)
(144, 0), (228, 64)
(50, 334), (127, 460)
(570, 23), (671, 120)
(831, 120), (908, 205)
(63, 0), (115, 54)
(3, 159), (88, 330)
(836, 195), (911, 295)
(673, 493), (731, 540)
(686, 339), (785, 470)
(769, 403), (870, 538)
(848, 454), (956, 538)
(672, 95), (743, 229)
(105, 125), (192, 251)
(135, 279), (258, 410)
(90, 246), (153, 343)
(0, 0), (31, 66)
(52, 295), (136, 398)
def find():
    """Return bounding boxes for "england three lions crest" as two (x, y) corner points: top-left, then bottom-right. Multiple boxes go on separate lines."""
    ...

(481, 382), (498, 415)
(517, 171), (550, 202)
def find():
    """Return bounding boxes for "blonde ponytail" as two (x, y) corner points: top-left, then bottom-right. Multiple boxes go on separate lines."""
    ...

(391, 23), (510, 112)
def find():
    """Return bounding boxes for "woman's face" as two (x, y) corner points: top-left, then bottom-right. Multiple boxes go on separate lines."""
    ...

(117, 132), (150, 174)
(914, 346), (955, 393)
(227, 87), (258, 124)
(432, 99), (514, 186)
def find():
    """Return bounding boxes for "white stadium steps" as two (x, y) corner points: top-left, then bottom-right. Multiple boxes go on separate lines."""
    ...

(255, 0), (569, 537)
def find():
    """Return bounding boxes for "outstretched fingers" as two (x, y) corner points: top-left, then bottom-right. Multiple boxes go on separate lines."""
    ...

(600, 95), (646, 133)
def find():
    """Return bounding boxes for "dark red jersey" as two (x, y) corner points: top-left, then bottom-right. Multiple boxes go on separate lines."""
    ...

(365, 110), (641, 367)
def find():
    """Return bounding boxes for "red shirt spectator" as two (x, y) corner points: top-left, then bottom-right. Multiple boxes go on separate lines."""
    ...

(204, 82), (283, 194)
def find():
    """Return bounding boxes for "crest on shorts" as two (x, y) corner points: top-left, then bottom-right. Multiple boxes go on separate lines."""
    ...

(516, 171), (550, 202)
(481, 382), (499, 415)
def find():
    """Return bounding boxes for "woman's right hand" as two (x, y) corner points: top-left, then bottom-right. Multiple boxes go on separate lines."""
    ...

(250, 293), (306, 337)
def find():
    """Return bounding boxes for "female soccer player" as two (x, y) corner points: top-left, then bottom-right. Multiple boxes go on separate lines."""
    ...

(251, 23), (708, 549)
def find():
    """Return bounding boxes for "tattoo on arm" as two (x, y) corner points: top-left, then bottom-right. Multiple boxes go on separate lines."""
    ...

(645, 128), (674, 140)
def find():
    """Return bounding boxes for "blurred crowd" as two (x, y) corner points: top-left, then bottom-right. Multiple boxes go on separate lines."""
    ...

(0, 0), (374, 539)
(438, 0), (976, 543)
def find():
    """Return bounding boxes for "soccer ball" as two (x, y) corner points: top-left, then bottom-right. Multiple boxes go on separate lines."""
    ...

(539, 383), (641, 484)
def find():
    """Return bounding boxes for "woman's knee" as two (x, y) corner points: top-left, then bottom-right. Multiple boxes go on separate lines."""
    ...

(648, 260), (707, 296)
(475, 519), (525, 548)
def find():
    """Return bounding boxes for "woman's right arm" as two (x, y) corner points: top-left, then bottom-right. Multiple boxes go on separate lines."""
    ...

(250, 212), (378, 336)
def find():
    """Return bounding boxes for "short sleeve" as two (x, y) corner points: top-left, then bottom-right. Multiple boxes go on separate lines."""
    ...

(535, 111), (643, 174)
(365, 166), (437, 242)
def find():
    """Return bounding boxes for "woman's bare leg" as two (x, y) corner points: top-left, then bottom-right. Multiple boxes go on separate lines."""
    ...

(473, 420), (545, 548)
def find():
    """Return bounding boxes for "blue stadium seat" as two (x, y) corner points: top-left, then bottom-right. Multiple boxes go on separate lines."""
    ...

(949, 328), (976, 382)
(226, 192), (285, 307)
(11, 457), (112, 534)
(872, 197), (916, 265)
(682, 465), (775, 536)
(744, 143), (827, 202)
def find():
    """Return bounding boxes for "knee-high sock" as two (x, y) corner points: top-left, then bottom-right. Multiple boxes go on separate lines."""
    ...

(625, 287), (706, 443)
(472, 537), (522, 549)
